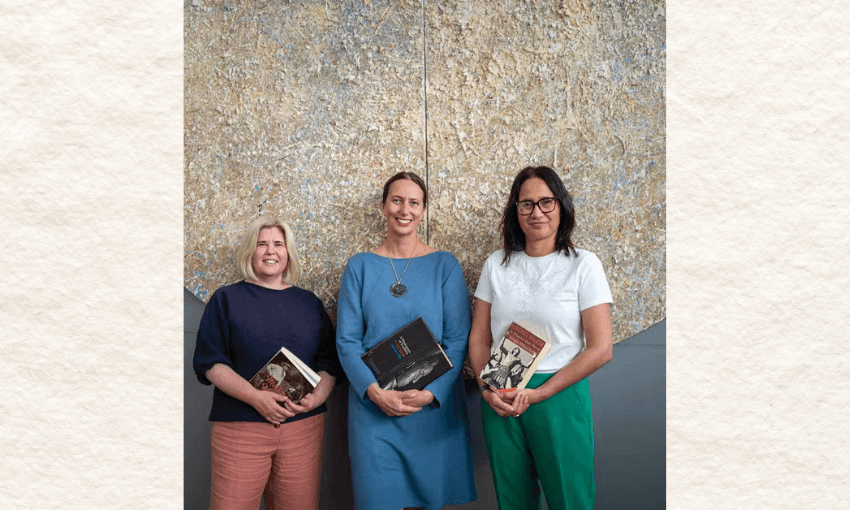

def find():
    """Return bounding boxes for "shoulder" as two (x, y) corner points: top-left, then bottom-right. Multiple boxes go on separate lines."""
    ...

(207, 280), (246, 301)
(286, 286), (328, 310)
(427, 250), (465, 273)
(346, 251), (377, 265)
(568, 248), (610, 284)
(571, 248), (604, 268)
(481, 249), (505, 267)
(342, 252), (375, 273)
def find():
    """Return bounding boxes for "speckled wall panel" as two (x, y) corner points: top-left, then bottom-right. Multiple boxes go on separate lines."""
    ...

(424, 0), (665, 343)
(185, 0), (429, 308)
(184, 0), (665, 343)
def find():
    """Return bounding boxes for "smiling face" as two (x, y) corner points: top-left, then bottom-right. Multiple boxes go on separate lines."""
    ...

(381, 178), (425, 239)
(251, 226), (288, 284)
(517, 177), (561, 251)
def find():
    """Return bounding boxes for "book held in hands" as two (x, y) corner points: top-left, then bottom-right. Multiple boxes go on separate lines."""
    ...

(248, 347), (320, 404)
(361, 316), (453, 391)
(479, 321), (551, 393)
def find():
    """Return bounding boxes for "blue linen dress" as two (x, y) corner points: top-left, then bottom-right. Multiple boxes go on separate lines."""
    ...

(336, 251), (477, 510)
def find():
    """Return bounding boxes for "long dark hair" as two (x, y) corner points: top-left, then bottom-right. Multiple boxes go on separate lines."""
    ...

(500, 166), (577, 264)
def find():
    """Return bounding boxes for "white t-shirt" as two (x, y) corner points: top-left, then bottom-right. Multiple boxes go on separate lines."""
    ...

(474, 248), (613, 373)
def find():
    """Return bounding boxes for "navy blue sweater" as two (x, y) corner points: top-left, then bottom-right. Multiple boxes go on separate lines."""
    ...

(193, 281), (342, 424)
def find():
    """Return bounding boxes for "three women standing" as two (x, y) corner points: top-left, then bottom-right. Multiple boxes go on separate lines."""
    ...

(469, 166), (614, 510)
(336, 172), (478, 510)
(193, 217), (342, 510)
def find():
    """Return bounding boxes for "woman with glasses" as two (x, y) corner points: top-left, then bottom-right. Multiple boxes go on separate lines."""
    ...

(336, 171), (477, 510)
(468, 166), (614, 510)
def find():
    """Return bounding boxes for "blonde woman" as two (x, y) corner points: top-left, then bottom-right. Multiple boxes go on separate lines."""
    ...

(193, 216), (342, 510)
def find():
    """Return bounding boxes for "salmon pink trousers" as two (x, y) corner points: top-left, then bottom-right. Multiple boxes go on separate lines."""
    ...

(209, 414), (325, 510)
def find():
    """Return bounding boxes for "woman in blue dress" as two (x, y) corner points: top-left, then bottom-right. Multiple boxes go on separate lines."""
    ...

(336, 172), (478, 510)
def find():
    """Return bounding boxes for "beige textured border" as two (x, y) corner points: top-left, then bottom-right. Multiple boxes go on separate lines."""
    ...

(667, 1), (850, 508)
(0, 1), (183, 508)
(1, 1), (848, 509)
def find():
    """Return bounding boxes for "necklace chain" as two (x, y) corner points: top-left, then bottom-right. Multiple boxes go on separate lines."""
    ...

(388, 242), (417, 285)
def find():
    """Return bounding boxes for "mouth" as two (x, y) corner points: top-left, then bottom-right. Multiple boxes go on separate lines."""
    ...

(395, 218), (413, 225)
(263, 259), (278, 264)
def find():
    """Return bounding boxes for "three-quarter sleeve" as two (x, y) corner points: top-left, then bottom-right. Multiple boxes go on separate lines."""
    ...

(312, 303), (345, 381)
(192, 289), (234, 385)
(336, 259), (379, 400)
(423, 256), (472, 407)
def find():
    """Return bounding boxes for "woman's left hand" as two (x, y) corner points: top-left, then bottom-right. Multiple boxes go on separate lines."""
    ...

(283, 371), (335, 416)
(502, 387), (544, 417)
(401, 389), (434, 408)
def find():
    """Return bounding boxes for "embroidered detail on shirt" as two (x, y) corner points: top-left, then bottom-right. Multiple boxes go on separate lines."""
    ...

(504, 258), (558, 313)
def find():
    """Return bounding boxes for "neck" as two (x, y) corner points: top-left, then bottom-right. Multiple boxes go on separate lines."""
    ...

(246, 277), (289, 290)
(381, 235), (419, 258)
(523, 239), (557, 258)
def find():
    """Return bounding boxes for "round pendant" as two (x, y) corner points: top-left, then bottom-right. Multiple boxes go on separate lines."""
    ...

(390, 283), (407, 297)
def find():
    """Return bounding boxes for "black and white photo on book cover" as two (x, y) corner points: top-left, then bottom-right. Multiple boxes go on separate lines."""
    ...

(247, 348), (320, 404)
(480, 321), (551, 392)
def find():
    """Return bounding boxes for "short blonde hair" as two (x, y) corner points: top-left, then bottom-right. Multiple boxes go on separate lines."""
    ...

(235, 216), (302, 285)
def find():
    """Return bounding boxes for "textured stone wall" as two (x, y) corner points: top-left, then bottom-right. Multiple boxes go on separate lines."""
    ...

(184, 0), (665, 344)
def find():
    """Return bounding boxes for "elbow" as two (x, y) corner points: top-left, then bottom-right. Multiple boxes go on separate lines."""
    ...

(598, 343), (613, 368)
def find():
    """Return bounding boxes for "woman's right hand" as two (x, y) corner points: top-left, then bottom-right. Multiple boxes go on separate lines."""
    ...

(249, 389), (294, 425)
(482, 387), (516, 418)
(366, 383), (422, 417)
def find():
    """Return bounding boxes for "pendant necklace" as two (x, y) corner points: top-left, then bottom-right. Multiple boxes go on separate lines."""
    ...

(388, 242), (417, 298)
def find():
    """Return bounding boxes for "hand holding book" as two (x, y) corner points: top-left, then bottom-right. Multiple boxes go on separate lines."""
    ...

(366, 384), (425, 417)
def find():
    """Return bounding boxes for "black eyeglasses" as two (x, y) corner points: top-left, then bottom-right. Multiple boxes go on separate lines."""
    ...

(516, 197), (557, 215)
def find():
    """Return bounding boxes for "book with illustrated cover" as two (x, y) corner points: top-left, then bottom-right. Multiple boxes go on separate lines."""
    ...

(247, 347), (321, 404)
(361, 316), (453, 391)
(479, 321), (551, 393)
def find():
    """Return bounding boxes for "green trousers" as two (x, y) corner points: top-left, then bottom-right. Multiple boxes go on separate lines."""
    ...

(481, 374), (595, 510)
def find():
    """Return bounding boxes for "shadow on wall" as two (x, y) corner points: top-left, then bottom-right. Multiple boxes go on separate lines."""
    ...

(184, 288), (665, 510)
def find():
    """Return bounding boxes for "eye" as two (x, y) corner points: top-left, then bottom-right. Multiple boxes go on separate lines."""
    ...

(542, 198), (555, 206)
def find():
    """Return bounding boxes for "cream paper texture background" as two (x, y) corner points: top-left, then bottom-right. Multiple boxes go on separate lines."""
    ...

(1, 1), (849, 510)
(0, 1), (184, 509)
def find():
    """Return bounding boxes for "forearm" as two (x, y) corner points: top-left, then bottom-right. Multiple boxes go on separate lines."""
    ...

(312, 371), (336, 402)
(468, 298), (493, 383)
(535, 345), (612, 400)
(205, 363), (260, 407)
(468, 336), (492, 385)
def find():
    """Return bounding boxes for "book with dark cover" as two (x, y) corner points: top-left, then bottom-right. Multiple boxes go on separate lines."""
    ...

(479, 321), (551, 393)
(361, 316), (453, 391)
(248, 347), (321, 404)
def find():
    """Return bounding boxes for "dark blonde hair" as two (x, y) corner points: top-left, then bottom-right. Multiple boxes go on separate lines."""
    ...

(235, 216), (301, 285)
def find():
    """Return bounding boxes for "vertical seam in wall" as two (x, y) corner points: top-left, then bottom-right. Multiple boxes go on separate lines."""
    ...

(421, 0), (430, 244)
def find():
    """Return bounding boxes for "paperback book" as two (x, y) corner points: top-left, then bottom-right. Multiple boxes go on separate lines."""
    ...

(362, 316), (453, 391)
(479, 321), (551, 393)
(248, 347), (320, 404)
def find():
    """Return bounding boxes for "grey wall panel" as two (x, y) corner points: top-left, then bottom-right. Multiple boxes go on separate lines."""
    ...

(184, 289), (665, 510)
